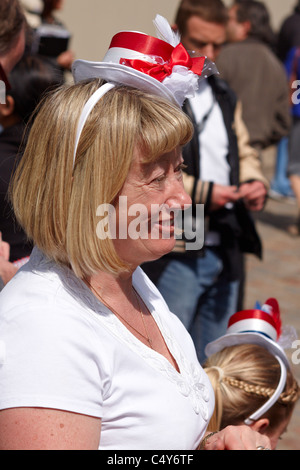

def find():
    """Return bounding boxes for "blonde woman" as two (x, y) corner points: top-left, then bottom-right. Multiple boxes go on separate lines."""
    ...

(0, 16), (271, 450)
(203, 300), (300, 449)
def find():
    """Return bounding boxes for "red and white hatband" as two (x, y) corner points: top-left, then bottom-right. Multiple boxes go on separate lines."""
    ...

(226, 309), (280, 342)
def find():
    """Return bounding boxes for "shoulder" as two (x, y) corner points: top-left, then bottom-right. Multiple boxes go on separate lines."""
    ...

(0, 250), (103, 352)
(219, 40), (281, 66)
(217, 41), (247, 67)
(0, 252), (111, 417)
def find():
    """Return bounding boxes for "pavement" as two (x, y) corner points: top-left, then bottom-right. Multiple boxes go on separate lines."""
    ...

(243, 148), (300, 450)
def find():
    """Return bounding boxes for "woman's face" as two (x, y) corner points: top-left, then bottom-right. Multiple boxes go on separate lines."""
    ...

(113, 146), (191, 269)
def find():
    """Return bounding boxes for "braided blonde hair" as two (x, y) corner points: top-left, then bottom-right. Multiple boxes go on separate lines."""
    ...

(203, 344), (300, 432)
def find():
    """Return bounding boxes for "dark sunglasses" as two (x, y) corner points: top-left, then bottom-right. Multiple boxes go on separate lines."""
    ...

(0, 62), (11, 91)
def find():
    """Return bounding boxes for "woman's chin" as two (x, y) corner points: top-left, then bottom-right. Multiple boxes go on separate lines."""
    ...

(144, 235), (177, 262)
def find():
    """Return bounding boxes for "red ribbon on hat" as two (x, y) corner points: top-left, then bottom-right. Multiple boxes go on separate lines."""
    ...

(120, 43), (205, 82)
(110, 31), (174, 61)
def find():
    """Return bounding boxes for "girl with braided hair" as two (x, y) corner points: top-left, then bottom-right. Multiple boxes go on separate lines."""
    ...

(203, 299), (300, 449)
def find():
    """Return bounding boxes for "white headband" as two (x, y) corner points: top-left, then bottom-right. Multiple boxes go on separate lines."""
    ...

(73, 82), (115, 168)
(244, 354), (287, 425)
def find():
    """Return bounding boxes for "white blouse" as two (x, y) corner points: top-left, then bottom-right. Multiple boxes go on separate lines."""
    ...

(0, 247), (214, 450)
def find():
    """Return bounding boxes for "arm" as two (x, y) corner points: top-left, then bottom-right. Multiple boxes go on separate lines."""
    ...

(0, 408), (101, 450)
(234, 101), (268, 211)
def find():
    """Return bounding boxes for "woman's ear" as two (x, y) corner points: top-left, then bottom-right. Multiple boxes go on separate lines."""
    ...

(0, 95), (15, 117)
(250, 418), (270, 434)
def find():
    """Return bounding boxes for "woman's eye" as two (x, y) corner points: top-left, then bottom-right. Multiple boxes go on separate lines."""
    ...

(150, 164), (187, 184)
(175, 163), (187, 178)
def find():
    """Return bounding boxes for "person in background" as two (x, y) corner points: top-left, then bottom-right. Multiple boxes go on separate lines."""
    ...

(269, 1), (300, 201)
(203, 299), (300, 450)
(0, 0), (26, 76)
(285, 46), (300, 236)
(277, 0), (300, 63)
(20, 0), (74, 84)
(142, 0), (268, 363)
(216, 0), (291, 152)
(0, 54), (61, 286)
(39, 0), (74, 79)
(0, 0), (27, 288)
(216, 1), (292, 202)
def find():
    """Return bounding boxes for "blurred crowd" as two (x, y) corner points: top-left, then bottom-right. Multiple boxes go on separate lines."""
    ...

(0, 0), (73, 287)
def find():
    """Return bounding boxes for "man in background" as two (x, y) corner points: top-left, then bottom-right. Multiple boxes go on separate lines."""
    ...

(216, 0), (291, 152)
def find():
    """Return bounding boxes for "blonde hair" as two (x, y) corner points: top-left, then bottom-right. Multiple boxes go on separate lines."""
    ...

(203, 344), (300, 432)
(10, 79), (193, 278)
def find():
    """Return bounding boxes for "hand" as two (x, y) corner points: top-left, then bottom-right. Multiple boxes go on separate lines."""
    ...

(0, 257), (18, 285)
(0, 233), (17, 285)
(201, 425), (271, 450)
(210, 184), (241, 211)
(238, 181), (267, 212)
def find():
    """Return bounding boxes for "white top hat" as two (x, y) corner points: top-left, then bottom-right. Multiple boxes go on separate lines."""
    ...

(205, 298), (290, 368)
(72, 15), (218, 107)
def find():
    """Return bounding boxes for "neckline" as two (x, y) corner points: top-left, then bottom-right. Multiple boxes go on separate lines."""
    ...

(82, 276), (182, 377)
(30, 248), (181, 376)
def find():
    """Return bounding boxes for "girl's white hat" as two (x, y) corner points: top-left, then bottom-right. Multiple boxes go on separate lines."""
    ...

(205, 299), (297, 424)
(205, 298), (291, 368)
